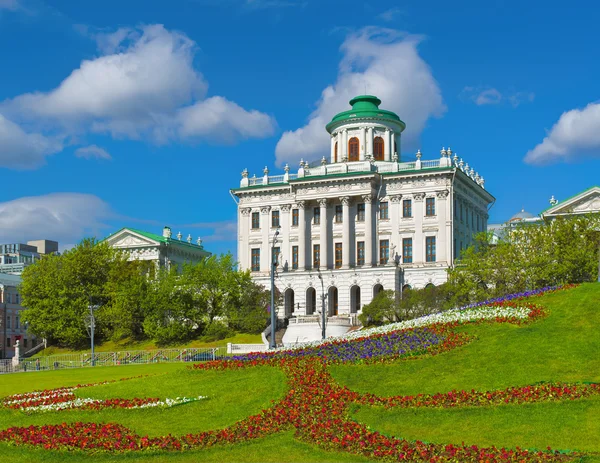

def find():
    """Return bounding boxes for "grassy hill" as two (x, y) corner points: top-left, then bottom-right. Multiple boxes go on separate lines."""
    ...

(1, 283), (598, 462)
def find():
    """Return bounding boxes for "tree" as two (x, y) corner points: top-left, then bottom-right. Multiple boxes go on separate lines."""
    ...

(359, 290), (396, 326)
(448, 214), (600, 305)
(20, 238), (127, 348)
(224, 271), (270, 333)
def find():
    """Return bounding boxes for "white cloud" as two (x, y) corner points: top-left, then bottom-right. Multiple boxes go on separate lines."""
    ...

(0, 0), (20, 11)
(176, 96), (276, 143)
(461, 86), (535, 107)
(378, 7), (403, 22)
(524, 102), (600, 165)
(0, 193), (113, 245)
(0, 114), (63, 169)
(274, 27), (445, 166)
(0, 24), (276, 160)
(75, 144), (112, 160)
(177, 220), (237, 243)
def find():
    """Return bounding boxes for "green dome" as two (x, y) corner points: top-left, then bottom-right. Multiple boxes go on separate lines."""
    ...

(325, 95), (406, 133)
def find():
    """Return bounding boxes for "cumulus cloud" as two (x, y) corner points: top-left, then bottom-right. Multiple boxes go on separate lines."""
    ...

(75, 144), (112, 160)
(0, 193), (113, 245)
(0, 24), (276, 167)
(461, 86), (535, 107)
(524, 102), (600, 165)
(378, 7), (403, 22)
(0, 0), (20, 11)
(274, 27), (445, 166)
(0, 114), (63, 169)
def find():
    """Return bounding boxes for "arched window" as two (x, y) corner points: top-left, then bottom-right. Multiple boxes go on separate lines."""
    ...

(348, 137), (359, 162)
(334, 142), (338, 163)
(374, 137), (384, 161)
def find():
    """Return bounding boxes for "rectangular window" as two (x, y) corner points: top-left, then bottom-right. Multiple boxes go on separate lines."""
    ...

(426, 197), (435, 216)
(379, 239), (389, 265)
(357, 241), (365, 266)
(379, 201), (389, 220)
(6, 293), (11, 304)
(251, 212), (260, 229)
(403, 199), (412, 218)
(292, 246), (299, 269)
(335, 205), (343, 223)
(16, 315), (19, 329)
(426, 236), (436, 262)
(6, 316), (10, 329)
(313, 207), (320, 225)
(335, 243), (342, 268)
(357, 203), (365, 221)
(454, 199), (457, 218)
(402, 238), (413, 263)
(272, 247), (280, 266)
(6, 337), (10, 347)
(271, 210), (280, 228)
(313, 244), (320, 268)
(251, 249), (260, 272)
(292, 208), (299, 226)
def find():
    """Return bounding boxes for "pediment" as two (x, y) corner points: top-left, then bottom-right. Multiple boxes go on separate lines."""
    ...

(545, 187), (600, 216)
(107, 230), (159, 249)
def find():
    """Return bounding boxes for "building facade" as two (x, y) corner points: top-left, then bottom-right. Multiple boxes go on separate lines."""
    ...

(105, 226), (211, 269)
(232, 95), (494, 330)
(0, 273), (39, 359)
(0, 240), (58, 275)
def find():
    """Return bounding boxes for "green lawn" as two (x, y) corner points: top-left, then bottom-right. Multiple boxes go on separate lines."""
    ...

(34, 332), (263, 357)
(332, 283), (600, 460)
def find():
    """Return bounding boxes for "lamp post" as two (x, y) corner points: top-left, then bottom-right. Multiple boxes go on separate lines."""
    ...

(317, 270), (326, 340)
(269, 227), (280, 349)
(85, 298), (99, 367)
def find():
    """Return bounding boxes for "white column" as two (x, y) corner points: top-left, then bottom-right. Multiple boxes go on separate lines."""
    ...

(366, 127), (373, 158)
(413, 194), (424, 262)
(338, 132), (344, 161)
(298, 201), (306, 269)
(385, 129), (391, 160)
(389, 196), (402, 262)
(391, 131), (396, 159)
(281, 204), (291, 268)
(360, 127), (367, 160)
(342, 130), (348, 160)
(319, 198), (328, 269)
(260, 206), (270, 271)
(239, 208), (251, 271)
(435, 191), (449, 264)
(341, 196), (351, 268)
(364, 194), (374, 266)
(330, 136), (336, 163)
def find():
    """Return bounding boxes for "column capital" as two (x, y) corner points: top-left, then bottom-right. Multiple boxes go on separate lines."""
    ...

(281, 204), (292, 212)
(436, 189), (450, 199)
(340, 196), (352, 206)
(260, 205), (271, 214)
(413, 193), (425, 202)
(362, 194), (374, 203)
(318, 198), (328, 207)
(389, 195), (403, 203)
(240, 207), (252, 216)
(296, 200), (306, 209)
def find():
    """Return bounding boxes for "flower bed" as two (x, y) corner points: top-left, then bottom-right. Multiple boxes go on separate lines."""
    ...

(357, 382), (600, 408)
(0, 285), (587, 461)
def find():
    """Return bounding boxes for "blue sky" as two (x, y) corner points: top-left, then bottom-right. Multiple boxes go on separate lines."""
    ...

(0, 0), (599, 256)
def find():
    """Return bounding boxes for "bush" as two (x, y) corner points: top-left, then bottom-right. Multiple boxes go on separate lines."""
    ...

(202, 322), (233, 342)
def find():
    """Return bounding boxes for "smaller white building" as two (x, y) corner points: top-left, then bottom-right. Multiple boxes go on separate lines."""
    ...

(105, 226), (211, 270)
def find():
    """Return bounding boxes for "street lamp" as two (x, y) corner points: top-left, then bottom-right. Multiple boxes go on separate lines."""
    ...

(84, 297), (99, 367)
(317, 270), (326, 340)
(269, 227), (280, 349)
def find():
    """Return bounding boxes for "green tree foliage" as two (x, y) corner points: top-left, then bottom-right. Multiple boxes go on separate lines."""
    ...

(448, 214), (600, 305)
(20, 239), (127, 348)
(359, 284), (454, 327)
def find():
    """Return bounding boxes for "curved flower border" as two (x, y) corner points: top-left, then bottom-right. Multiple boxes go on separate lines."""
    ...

(0, 285), (588, 461)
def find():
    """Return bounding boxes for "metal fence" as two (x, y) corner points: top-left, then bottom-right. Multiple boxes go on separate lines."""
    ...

(0, 347), (227, 375)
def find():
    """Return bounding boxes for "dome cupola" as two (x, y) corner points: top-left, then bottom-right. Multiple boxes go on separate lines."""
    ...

(325, 95), (406, 164)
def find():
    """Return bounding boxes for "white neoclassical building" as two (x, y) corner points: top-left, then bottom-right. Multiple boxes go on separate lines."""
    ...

(105, 226), (211, 270)
(232, 95), (494, 340)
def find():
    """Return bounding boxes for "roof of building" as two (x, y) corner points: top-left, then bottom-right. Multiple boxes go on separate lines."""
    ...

(325, 95), (406, 133)
(509, 208), (536, 221)
(106, 227), (210, 253)
(540, 185), (600, 214)
(0, 272), (21, 286)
